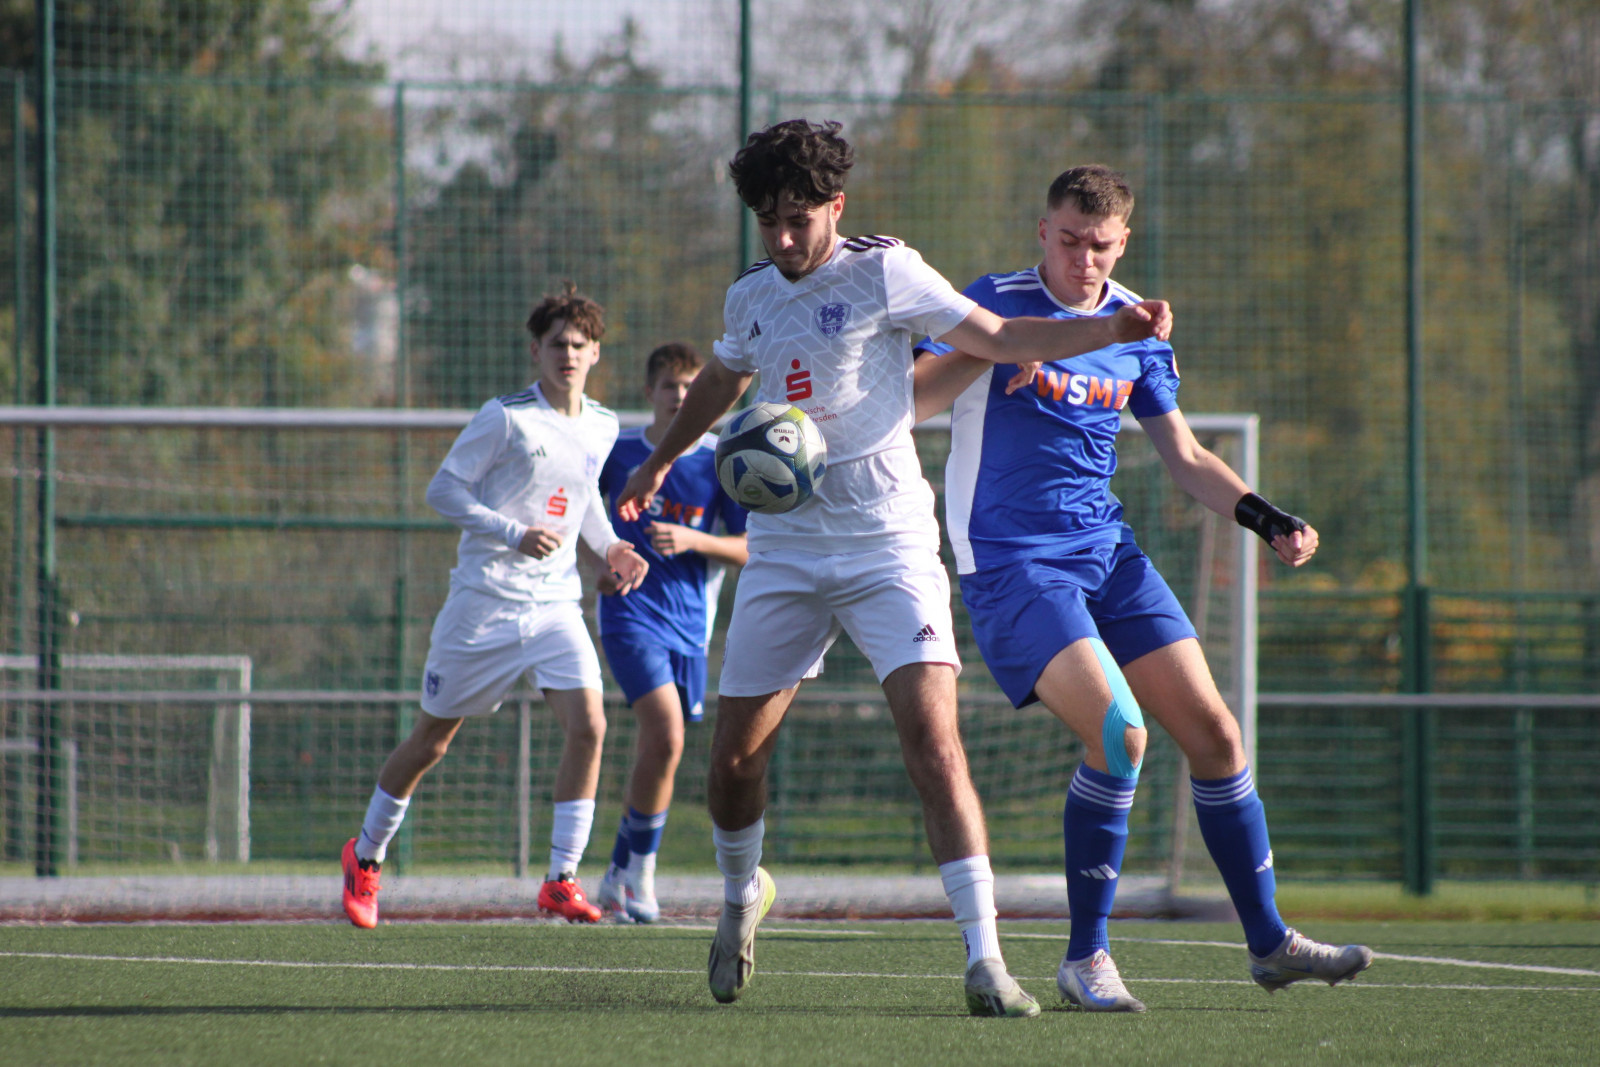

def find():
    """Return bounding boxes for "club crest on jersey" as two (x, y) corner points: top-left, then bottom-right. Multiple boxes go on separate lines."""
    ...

(814, 302), (851, 338)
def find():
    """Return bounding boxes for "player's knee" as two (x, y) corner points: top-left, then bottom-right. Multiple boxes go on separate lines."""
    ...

(418, 734), (453, 767)
(708, 748), (768, 790)
(1089, 638), (1146, 780)
(1123, 724), (1148, 770)
(1186, 706), (1244, 768)
(563, 707), (606, 750)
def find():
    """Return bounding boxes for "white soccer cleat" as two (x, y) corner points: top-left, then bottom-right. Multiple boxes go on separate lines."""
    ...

(1249, 928), (1374, 993)
(595, 864), (629, 922)
(708, 867), (776, 1003)
(964, 957), (1042, 1018)
(1057, 948), (1147, 1012)
(624, 862), (661, 924)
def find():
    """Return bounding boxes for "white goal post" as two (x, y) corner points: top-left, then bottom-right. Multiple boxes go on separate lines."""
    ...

(0, 653), (253, 865)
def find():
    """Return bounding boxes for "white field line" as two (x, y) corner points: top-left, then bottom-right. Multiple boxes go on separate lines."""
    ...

(4, 948), (1600, 993)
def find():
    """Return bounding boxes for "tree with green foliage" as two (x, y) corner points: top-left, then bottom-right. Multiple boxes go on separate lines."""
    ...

(0, 0), (391, 405)
(405, 19), (735, 409)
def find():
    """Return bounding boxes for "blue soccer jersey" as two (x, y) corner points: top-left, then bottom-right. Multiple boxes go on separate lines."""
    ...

(597, 429), (748, 653)
(916, 268), (1180, 574)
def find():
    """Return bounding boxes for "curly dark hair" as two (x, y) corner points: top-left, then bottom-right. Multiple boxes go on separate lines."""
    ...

(1046, 165), (1135, 220)
(526, 281), (606, 343)
(728, 119), (855, 214)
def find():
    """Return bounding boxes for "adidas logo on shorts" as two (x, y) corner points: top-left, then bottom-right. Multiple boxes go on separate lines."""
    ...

(912, 624), (938, 643)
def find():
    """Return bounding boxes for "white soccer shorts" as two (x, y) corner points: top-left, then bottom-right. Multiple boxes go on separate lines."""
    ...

(717, 543), (961, 697)
(420, 587), (603, 718)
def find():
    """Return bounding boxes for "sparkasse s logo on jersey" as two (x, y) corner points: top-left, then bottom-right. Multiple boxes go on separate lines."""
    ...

(785, 359), (813, 402)
(1034, 369), (1135, 410)
(547, 488), (568, 517)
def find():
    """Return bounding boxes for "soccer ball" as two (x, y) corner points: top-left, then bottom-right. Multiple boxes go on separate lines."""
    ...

(714, 402), (828, 514)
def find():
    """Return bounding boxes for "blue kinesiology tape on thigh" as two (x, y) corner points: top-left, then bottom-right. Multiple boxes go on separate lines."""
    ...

(1088, 637), (1145, 778)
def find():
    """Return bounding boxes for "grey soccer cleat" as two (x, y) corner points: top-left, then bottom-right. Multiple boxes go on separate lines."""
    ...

(1249, 928), (1374, 992)
(1057, 948), (1147, 1012)
(964, 957), (1042, 1018)
(707, 867), (776, 1003)
(595, 864), (629, 922)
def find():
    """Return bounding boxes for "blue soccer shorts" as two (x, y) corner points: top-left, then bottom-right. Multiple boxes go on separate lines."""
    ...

(600, 631), (708, 722)
(958, 540), (1197, 709)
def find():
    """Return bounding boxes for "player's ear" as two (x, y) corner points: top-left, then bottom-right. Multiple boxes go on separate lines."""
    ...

(1038, 217), (1048, 245)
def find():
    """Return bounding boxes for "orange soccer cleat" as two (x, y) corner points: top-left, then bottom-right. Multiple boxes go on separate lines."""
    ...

(537, 872), (603, 923)
(341, 837), (382, 929)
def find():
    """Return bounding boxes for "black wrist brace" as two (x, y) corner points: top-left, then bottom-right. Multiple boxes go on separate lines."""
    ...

(1235, 492), (1307, 545)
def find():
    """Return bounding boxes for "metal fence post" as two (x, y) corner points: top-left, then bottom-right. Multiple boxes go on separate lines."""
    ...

(516, 695), (531, 879)
(1401, 584), (1434, 895)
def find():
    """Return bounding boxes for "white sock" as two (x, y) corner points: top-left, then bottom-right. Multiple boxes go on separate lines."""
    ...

(712, 818), (765, 905)
(940, 855), (1003, 968)
(355, 786), (409, 864)
(547, 798), (596, 880)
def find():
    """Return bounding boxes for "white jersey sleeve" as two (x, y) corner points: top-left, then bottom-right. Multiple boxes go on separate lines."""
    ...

(712, 267), (763, 374)
(881, 244), (976, 342)
(578, 482), (622, 558)
(426, 402), (527, 550)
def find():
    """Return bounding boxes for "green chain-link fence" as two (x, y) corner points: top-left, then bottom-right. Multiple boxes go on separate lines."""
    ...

(2, 1), (1598, 884)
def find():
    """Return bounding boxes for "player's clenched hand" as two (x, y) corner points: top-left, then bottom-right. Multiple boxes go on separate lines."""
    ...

(606, 540), (649, 595)
(646, 521), (698, 557)
(616, 461), (670, 522)
(1108, 300), (1172, 344)
(517, 525), (563, 559)
(1005, 362), (1041, 395)
(1271, 521), (1319, 568)
(593, 570), (621, 595)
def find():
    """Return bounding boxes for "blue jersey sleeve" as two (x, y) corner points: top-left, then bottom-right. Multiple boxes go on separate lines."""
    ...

(714, 484), (749, 536)
(1128, 342), (1180, 419)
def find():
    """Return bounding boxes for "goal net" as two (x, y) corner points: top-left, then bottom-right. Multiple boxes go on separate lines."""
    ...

(1, 407), (1254, 910)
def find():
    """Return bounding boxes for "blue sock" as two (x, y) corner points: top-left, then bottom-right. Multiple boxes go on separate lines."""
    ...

(1192, 768), (1288, 957)
(624, 806), (668, 858)
(608, 813), (631, 871)
(1063, 765), (1137, 962)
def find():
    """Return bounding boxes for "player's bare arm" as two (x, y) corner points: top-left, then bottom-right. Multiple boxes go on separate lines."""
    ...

(937, 299), (1172, 366)
(645, 523), (751, 565)
(617, 358), (752, 521)
(1142, 410), (1318, 568)
(912, 351), (1039, 424)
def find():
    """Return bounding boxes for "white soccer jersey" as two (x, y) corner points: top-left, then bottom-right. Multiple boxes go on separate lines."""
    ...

(426, 382), (623, 603)
(713, 236), (976, 552)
